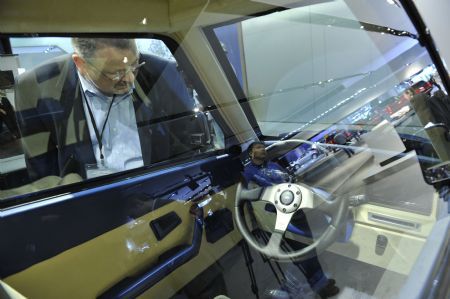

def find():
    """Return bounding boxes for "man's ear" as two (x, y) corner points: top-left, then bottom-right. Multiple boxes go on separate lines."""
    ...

(72, 53), (87, 75)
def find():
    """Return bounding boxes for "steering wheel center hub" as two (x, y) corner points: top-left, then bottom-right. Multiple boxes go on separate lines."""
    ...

(280, 190), (294, 205)
(274, 184), (302, 213)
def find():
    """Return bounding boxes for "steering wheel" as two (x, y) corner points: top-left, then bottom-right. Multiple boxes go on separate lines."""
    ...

(235, 140), (349, 261)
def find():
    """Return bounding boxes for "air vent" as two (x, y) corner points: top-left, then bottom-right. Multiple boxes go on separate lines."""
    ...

(368, 212), (421, 231)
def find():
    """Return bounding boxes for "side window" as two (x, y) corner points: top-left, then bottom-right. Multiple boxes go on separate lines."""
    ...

(0, 37), (224, 201)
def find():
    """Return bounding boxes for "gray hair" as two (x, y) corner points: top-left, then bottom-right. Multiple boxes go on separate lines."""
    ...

(71, 38), (137, 59)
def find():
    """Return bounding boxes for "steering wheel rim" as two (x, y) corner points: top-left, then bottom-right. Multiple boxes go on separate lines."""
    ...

(234, 181), (349, 262)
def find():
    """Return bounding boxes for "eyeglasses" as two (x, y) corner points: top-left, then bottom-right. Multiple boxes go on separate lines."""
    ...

(86, 59), (146, 82)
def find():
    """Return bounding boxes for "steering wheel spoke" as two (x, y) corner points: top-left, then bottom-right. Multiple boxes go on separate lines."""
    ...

(265, 231), (285, 255)
(237, 187), (265, 204)
(274, 210), (294, 232)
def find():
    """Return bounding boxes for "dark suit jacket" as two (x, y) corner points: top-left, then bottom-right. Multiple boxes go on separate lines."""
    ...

(16, 53), (196, 180)
(429, 90), (450, 128)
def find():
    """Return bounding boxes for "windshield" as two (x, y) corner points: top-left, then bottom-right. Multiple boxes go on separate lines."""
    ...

(210, 1), (422, 134)
(208, 0), (450, 168)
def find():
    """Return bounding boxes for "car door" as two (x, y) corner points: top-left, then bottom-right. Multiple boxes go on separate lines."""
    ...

(0, 35), (244, 299)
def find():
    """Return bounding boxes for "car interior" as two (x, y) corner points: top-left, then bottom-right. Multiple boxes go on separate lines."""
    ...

(0, 0), (449, 299)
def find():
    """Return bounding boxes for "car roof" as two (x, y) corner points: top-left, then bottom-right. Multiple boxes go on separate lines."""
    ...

(0, 0), (274, 34)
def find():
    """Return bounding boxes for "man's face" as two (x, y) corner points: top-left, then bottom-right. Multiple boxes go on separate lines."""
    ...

(76, 46), (140, 96)
(404, 90), (414, 100)
(250, 143), (267, 161)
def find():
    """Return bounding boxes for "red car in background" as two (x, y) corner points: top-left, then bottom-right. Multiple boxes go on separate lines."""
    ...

(411, 80), (434, 94)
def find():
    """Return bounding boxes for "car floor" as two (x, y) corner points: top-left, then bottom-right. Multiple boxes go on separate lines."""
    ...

(173, 241), (407, 299)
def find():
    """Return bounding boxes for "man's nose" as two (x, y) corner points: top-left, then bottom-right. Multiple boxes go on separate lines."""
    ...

(121, 70), (135, 83)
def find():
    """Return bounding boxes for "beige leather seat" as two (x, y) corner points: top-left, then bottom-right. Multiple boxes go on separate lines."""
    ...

(0, 173), (82, 200)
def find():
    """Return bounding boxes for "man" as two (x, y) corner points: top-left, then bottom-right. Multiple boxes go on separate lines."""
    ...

(16, 38), (200, 180)
(243, 142), (289, 187)
(243, 141), (339, 299)
(333, 131), (354, 158)
(403, 88), (414, 101)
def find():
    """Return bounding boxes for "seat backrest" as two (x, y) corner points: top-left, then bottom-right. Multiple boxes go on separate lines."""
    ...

(410, 93), (450, 162)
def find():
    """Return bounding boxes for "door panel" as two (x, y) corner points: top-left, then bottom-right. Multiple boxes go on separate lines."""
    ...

(4, 201), (193, 299)
(1, 155), (243, 298)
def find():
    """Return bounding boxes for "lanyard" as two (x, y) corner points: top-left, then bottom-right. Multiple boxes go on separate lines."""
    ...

(83, 93), (116, 162)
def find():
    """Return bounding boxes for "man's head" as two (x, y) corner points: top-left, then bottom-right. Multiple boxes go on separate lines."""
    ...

(72, 38), (142, 96)
(247, 141), (267, 164)
(404, 88), (414, 100)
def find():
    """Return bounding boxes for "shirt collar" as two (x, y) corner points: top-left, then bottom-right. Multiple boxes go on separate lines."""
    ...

(78, 71), (135, 101)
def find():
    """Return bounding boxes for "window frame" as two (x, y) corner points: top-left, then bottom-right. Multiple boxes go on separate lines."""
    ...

(202, 23), (264, 139)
